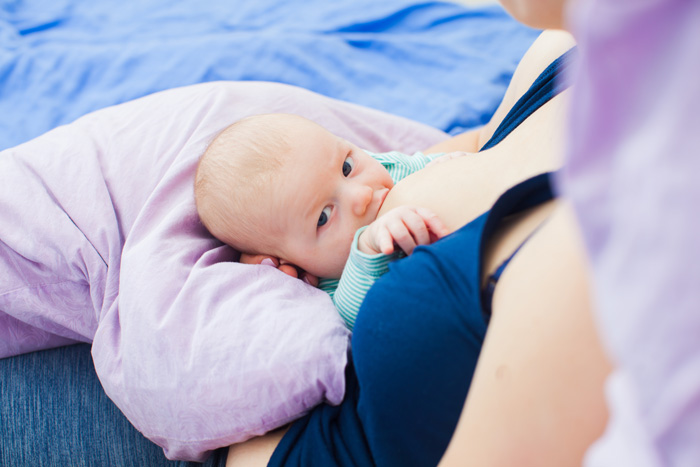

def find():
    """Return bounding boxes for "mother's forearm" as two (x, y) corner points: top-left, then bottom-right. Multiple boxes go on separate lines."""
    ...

(226, 426), (289, 467)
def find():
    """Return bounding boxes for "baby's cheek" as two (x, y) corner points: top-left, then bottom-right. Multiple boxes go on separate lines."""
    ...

(329, 243), (353, 279)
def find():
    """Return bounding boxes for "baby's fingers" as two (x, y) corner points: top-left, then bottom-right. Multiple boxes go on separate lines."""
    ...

(246, 255), (301, 280)
(400, 210), (432, 249)
(241, 253), (277, 266)
(277, 263), (300, 279)
(378, 227), (396, 255)
(415, 207), (449, 239)
(386, 218), (419, 255)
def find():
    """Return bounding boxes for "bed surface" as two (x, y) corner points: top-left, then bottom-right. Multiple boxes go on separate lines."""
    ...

(0, 0), (537, 151)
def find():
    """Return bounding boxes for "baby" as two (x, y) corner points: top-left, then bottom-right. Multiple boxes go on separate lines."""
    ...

(194, 113), (452, 328)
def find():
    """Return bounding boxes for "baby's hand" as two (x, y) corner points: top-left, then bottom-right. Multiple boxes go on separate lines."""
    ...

(426, 151), (472, 168)
(358, 206), (448, 256)
(239, 253), (319, 287)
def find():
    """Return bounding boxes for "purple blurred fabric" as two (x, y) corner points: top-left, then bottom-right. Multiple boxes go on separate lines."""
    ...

(557, 1), (700, 465)
(0, 81), (448, 460)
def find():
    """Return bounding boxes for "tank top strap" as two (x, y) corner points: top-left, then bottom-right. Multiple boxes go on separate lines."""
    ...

(480, 172), (555, 320)
(480, 47), (577, 151)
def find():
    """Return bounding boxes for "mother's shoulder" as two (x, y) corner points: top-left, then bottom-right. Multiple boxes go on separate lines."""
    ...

(513, 30), (576, 94)
(477, 29), (576, 148)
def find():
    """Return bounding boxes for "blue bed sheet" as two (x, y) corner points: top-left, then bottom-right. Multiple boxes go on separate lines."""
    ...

(0, 0), (539, 152)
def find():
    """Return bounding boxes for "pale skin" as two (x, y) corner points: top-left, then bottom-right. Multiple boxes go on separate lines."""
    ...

(234, 119), (450, 281)
(228, 27), (612, 467)
(242, 203), (447, 285)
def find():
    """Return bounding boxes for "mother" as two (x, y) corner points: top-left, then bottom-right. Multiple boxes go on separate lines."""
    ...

(229, 28), (611, 467)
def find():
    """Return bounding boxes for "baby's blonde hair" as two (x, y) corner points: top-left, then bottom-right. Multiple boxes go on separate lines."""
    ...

(194, 114), (295, 253)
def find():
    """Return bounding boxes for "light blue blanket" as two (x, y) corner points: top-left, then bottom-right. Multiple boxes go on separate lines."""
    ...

(0, 0), (539, 151)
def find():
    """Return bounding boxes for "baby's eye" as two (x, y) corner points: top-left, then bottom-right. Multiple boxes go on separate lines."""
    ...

(342, 156), (355, 177)
(318, 206), (332, 227)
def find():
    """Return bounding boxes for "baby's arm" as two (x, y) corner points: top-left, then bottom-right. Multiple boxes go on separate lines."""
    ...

(330, 232), (397, 329)
(333, 207), (448, 328)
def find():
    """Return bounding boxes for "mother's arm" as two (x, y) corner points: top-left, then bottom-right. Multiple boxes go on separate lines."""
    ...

(226, 426), (288, 467)
(439, 202), (612, 467)
(424, 29), (576, 156)
(386, 29), (611, 464)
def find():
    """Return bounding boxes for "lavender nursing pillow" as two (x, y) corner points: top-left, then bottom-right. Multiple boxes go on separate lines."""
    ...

(0, 81), (447, 460)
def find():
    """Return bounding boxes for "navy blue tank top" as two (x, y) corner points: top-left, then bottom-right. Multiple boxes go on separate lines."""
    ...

(270, 47), (577, 467)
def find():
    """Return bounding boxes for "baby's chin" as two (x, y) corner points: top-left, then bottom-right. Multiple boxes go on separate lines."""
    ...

(305, 252), (351, 280)
(318, 270), (342, 281)
(312, 265), (344, 281)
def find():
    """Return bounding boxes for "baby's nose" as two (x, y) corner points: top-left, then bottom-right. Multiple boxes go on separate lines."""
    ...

(351, 185), (373, 216)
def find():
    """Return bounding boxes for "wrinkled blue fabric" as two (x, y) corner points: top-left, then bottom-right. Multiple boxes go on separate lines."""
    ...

(0, 0), (538, 151)
(0, 344), (228, 467)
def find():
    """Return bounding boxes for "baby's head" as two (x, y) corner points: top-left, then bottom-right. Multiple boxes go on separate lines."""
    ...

(195, 113), (394, 279)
